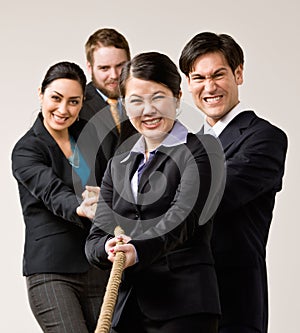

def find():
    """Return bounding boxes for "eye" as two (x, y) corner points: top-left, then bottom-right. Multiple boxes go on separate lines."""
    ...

(212, 72), (226, 80)
(99, 66), (109, 72)
(70, 99), (80, 105)
(152, 94), (165, 101)
(129, 97), (143, 105)
(51, 95), (61, 101)
(116, 62), (126, 69)
(191, 75), (205, 82)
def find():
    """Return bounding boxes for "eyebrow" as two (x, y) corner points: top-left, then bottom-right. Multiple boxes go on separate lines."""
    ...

(97, 61), (127, 69)
(127, 91), (167, 98)
(190, 67), (228, 78)
(52, 91), (81, 99)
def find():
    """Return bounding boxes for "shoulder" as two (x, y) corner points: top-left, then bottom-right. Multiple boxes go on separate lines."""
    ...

(238, 111), (287, 139)
(80, 83), (107, 120)
(255, 115), (287, 141)
(12, 127), (35, 155)
(110, 151), (132, 166)
(245, 114), (288, 152)
(224, 111), (287, 151)
(12, 117), (53, 162)
(84, 83), (105, 105)
(84, 82), (98, 98)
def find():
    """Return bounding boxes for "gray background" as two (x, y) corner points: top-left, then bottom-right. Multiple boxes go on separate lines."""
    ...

(1, 1), (299, 331)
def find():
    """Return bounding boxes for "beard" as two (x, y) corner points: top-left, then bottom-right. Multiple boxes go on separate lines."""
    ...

(91, 72), (120, 99)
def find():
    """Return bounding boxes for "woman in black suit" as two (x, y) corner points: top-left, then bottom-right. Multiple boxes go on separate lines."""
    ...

(12, 62), (107, 333)
(85, 52), (225, 333)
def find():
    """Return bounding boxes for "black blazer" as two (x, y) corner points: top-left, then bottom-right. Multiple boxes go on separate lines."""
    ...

(85, 133), (225, 325)
(11, 113), (98, 276)
(79, 82), (138, 181)
(206, 111), (288, 332)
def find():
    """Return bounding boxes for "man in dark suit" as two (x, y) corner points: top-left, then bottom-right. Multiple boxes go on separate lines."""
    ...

(179, 32), (288, 333)
(80, 28), (138, 180)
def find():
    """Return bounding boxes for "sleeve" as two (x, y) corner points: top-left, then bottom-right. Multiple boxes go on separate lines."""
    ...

(12, 136), (84, 227)
(218, 124), (288, 214)
(85, 158), (115, 269)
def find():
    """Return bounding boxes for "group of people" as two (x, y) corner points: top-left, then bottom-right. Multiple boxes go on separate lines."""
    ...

(11, 28), (287, 333)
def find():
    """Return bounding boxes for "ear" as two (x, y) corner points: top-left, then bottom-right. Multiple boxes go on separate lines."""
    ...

(235, 64), (244, 85)
(38, 87), (43, 104)
(176, 90), (182, 109)
(186, 75), (192, 92)
(86, 61), (92, 76)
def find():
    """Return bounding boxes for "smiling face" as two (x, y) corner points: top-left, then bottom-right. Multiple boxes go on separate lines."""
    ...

(39, 78), (84, 136)
(87, 46), (128, 99)
(187, 51), (243, 126)
(124, 77), (179, 150)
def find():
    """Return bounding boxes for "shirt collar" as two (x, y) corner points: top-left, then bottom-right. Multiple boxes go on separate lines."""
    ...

(96, 88), (108, 102)
(121, 120), (188, 163)
(96, 88), (121, 107)
(204, 102), (252, 137)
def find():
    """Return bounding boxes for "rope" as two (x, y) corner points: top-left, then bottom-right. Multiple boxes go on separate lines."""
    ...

(94, 226), (126, 333)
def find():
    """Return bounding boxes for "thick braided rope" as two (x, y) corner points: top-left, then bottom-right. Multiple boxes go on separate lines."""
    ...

(94, 226), (126, 333)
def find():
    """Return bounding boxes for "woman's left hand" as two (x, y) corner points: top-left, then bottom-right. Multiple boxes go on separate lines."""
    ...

(105, 235), (137, 269)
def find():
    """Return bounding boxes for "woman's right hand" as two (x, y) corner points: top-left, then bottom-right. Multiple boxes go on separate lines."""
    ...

(76, 195), (98, 219)
(82, 185), (100, 201)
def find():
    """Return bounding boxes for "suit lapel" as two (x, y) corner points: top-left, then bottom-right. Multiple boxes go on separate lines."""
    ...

(117, 153), (143, 205)
(33, 113), (85, 189)
(138, 149), (171, 195)
(218, 111), (256, 153)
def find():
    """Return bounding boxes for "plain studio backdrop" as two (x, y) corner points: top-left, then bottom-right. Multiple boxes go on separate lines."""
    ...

(1, 1), (299, 332)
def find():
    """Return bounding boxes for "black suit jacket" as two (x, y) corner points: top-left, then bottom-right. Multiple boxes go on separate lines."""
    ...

(11, 113), (98, 276)
(85, 133), (225, 325)
(204, 111), (288, 332)
(79, 82), (138, 181)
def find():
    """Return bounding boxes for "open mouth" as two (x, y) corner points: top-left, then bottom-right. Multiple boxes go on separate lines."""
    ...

(142, 118), (162, 127)
(53, 114), (69, 123)
(204, 95), (222, 104)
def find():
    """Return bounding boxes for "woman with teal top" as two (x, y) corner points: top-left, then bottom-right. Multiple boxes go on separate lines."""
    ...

(12, 61), (106, 332)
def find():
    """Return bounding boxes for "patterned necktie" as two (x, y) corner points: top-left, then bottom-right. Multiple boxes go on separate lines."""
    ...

(107, 98), (121, 133)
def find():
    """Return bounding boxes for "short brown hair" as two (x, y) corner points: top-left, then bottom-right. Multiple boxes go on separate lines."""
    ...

(179, 32), (244, 76)
(85, 28), (130, 65)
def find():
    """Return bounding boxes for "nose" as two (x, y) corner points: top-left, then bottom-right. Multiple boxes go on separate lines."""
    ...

(110, 67), (119, 79)
(204, 78), (217, 93)
(142, 100), (156, 115)
(57, 102), (68, 114)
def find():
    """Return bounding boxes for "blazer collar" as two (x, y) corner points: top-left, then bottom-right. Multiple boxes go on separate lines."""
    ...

(121, 148), (172, 202)
(33, 113), (58, 146)
(218, 111), (256, 151)
(137, 148), (174, 196)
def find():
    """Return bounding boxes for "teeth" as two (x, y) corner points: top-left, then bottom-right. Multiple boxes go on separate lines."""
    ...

(205, 96), (221, 103)
(144, 118), (160, 125)
(53, 114), (67, 121)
